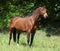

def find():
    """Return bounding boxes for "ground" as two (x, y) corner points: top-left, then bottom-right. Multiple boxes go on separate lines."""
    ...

(0, 29), (60, 51)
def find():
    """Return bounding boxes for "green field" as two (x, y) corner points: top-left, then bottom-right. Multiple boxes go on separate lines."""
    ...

(0, 29), (60, 51)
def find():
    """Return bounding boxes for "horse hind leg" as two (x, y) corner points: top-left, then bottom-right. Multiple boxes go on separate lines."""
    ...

(8, 29), (12, 45)
(17, 31), (20, 46)
(13, 28), (16, 42)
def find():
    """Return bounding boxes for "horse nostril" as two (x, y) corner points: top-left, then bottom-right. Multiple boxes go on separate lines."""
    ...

(45, 13), (48, 17)
(46, 13), (48, 17)
(43, 13), (48, 19)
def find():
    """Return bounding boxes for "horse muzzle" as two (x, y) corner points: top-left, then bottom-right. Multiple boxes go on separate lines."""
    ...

(43, 13), (48, 19)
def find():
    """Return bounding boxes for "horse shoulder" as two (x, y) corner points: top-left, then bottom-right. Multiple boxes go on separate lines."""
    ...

(25, 18), (34, 31)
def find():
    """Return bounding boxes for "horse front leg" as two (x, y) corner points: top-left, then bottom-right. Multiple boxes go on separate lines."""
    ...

(29, 30), (36, 46)
(30, 26), (36, 46)
(26, 31), (31, 46)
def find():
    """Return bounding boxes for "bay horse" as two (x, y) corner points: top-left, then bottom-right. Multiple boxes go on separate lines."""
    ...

(8, 6), (48, 46)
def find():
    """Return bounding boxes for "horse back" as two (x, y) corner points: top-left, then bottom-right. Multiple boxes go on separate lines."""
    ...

(9, 17), (20, 29)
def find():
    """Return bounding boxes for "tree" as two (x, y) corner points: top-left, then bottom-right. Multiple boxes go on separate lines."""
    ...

(0, 0), (60, 30)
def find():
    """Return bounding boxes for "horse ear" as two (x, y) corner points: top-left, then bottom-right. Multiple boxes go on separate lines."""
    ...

(43, 5), (46, 8)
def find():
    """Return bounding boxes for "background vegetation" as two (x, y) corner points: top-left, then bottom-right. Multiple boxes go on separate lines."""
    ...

(0, 0), (60, 32)
(0, 0), (60, 30)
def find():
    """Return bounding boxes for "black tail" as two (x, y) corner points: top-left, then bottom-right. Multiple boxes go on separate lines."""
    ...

(13, 28), (16, 42)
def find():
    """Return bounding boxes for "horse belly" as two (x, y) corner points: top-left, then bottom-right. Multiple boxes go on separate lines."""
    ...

(14, 22), (27, 31)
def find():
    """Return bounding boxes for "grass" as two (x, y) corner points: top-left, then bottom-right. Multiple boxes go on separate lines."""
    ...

(0, 29), (60, 51)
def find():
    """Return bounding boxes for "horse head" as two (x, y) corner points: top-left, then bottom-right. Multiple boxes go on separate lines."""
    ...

(39, 6), (48, 19)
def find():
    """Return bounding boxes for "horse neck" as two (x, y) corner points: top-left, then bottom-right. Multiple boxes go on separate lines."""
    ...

(31, 9), (40, 22)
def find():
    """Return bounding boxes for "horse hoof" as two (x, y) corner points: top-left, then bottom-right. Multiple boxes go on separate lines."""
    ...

(29, 44), (32, 47)
(17, 44), (19, 46)
(8, 43), (10, 45)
